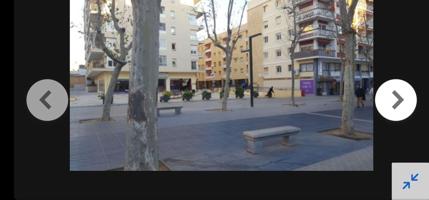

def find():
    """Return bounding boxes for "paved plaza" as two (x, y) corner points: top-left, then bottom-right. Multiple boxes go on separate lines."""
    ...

(70, 93), (373, 171)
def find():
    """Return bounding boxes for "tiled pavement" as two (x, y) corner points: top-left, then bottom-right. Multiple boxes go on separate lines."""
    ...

(70, 99), (373, 171)
(295, 146), (373, 171)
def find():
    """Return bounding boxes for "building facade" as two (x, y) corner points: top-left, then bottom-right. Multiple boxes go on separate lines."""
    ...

(248, 0), (373, 96)
(196, 25), (250, 90)
(84, 0), (200, 94)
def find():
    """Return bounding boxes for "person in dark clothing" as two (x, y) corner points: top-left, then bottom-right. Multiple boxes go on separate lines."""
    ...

(355, 86), (365, 108)
(266, 86), (274, 98)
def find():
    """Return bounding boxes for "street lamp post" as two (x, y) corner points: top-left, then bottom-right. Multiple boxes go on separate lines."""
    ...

(242, 33), (262, 107)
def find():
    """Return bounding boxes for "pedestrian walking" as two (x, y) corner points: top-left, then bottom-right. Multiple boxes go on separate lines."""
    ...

(266, 86), (274, 98)
(355, 86), (365, 108)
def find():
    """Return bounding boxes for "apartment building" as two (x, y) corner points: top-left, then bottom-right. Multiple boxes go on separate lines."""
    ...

(352, 0), (373, 90)
(196, 25), (250, 89)
(292, 0), (340, 96)
(84, 0), (200, 94)
(248, 0), (373, 96)
(248, 0), (303, 96)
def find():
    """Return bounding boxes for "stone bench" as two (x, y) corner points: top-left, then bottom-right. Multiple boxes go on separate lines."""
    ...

(157, 106), (183, 116)
(243, 126), (301, 154)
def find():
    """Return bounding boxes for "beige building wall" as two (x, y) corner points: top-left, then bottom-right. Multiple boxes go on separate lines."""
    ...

(248, 0), (300, 97)
(247, 0), (266, 89)
(84, 0), (199, 94)
(197, 24), (250, 89)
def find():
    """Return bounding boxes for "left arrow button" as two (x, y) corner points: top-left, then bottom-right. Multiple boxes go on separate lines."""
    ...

(40, 90), (52, 109)
(27, 79), (68, 121)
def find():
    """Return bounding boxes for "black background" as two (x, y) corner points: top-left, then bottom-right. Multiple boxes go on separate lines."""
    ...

(14, 0), (428, 198)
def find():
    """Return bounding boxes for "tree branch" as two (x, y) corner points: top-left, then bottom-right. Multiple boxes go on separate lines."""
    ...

(110, 0), (124, 34)
(232, 1), (247, 47)
(95, 0), (126, 66)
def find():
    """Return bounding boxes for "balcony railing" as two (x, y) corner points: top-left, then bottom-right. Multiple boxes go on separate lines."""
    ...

(294, 49), (336, 59)
(292, 0), (313, 5)
(296, 8), (334, 23)
(357, 36), (373, 45)
(300, 28), (336, 40)
(85, 32), (104, 62)
(356, 54), (369, 61)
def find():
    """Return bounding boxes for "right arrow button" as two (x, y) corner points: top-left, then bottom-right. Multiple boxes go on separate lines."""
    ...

(392, 90), (404, 109)
(375, 79), (417, 121)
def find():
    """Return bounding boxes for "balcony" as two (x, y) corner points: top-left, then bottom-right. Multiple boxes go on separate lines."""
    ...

(293, 0), (313, 5)
(190, 24), (203, 31)
(205, 56), (212, 61)
(361, 71), (370, 78)
(296, 8), (334, 23)
(357, 36), (373, 45)
(294, 49), (336, 59)
(367, 20), (373, 30)
(322, 70), (340, 77)
(299, 28), (336, 41)
(356, 54), (369, 61)
(85, 32), (104, 62)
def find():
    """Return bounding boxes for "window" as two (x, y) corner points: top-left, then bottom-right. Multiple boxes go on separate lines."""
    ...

(159, 55), (167, 66)
(275, 16), (281, 24)
(159, 39), (166, 49)
(171, 26), (176, 35)
(263, 5), (267, 12)
(159, 23), (166, 31)
(358, 45), (363, 54)
(188, 14), (196, 25)
(288, 65), (292, 71)
(170, 10), (175, 18)
(263, 67), (269, 74)
(160, 6), (165, 14)
(276, 65), (282, 73)
(264, 21), (268, 29)
(240, 68), (244, 73)
(264, 51), (268, 58)
(172, 58), (177, 67)
(108, 60), (113, 67)
(191, 61), (197, 70)
(276, 49), (281, 57)
(190, 32), (197, 40)
(276, 32), (282, 40)
(191, 46), (197, 54)
(172, 43), (176, 51)
(264, 36), (268, 43)
(300, 63), (314, 72)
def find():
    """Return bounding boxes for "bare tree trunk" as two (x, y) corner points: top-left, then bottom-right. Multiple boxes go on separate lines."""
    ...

(339, 60), (344, 101)
(340, 33), (355, 135)
(222, 51), (232, 111)
(290, 58), (296, 105)
(101, 65), (124, 121)
(95, 0), (132, 121)
(338, 0), (358, 136)
(126, 0), (160, 171)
